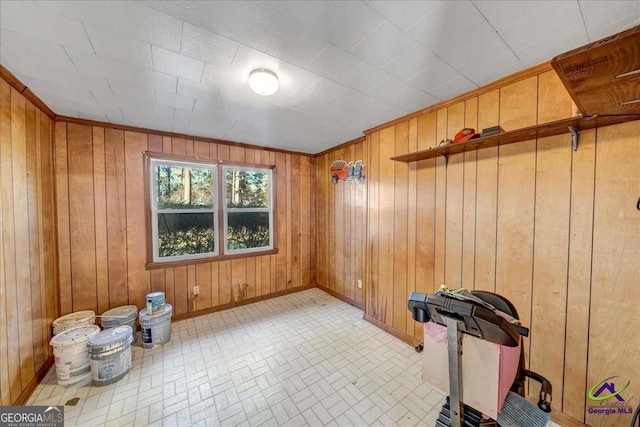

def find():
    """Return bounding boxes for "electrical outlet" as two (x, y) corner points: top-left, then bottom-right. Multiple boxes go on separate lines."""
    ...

(357, 279), (362, 289)
(193, 286), (200, 296)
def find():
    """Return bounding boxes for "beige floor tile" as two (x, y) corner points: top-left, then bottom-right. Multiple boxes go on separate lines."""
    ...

(27, 289), (441, 426)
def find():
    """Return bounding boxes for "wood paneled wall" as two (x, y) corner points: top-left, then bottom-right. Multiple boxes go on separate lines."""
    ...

(0, 78), (57, 405)
(316, 69), (640, 425)
(315, 140), (367, 309)
(54, 121), (316, 317)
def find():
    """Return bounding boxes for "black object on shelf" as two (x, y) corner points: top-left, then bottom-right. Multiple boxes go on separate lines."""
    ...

(481, 125), (505, 137)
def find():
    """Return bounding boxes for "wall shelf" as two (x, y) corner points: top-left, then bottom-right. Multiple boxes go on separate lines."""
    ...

(390, 114), (640, 163)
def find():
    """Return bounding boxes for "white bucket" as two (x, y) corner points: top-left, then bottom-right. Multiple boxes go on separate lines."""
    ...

(139, 304), (172, 349)
(101, 305), (138, 343)
(49, 325), (100, 385)
(52, 311), (95, 336)
(87, 325), (134, 386)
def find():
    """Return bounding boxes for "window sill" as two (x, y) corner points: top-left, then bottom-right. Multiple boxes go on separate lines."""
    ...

(145, 248), (279, 270)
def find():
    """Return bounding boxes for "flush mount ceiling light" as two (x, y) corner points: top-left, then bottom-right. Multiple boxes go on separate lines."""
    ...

(248, 69), (279, 96)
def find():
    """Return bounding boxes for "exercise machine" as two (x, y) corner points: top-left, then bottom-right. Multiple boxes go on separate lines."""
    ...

(408, 289), (552, 427)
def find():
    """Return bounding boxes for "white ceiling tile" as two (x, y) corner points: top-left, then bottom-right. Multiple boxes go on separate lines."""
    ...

(584, 15), (640, 42)
(65, 48), (130, 82)
(307, 44), (363, 81)
(427, 76), (477, 101)
(352, 21), (415, 67)
(127, 65), (177, 94)
(120, 99), (175, 122)
(340, 62), (391, 93)
(36, 91), (123, 120)
(515, 23), (589, 67)
(177, 78), (220, 101)
(104, 79), (155, 105)
(110, 1), (182, 52)
(180, 23), (239, 67)
(323, 1), (385, 51)
(473, 1), (553, 31)
(389, 89), (439, 111)
(382, 43), (442, 81)
(0, 29), (76, 72)
(243, 101), (286, 127)
(579, 1), (640, 41)
(215, 1), (281, 52)
(432, 21), (516, 70)
(368, 1), (443, 30)
(304, 78), (351, 104)
(85, 24), (153, 69)
(407, 62), (465, 93)
(0, 1), (93, 52)
(16, 73), (97, 105)
(254, 1), (330, 38)
(145, 1), (223, 33)
(408, 1), (485, 52)
(461, 58), (523, 86)
(152, 46), (204, 82)
(498, 2), (583, 51)
(10, 61), (114, 102)
(367, 76), (414, 100)
(299, 98), (335, 116)
(156, 90), (195, 111)
(36, 0), (117, 32)
(266, 32), (328, 68)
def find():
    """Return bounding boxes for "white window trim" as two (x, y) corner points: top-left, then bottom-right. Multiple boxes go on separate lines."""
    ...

(150, 158), (218, 263)
(222, 165), (274, 255)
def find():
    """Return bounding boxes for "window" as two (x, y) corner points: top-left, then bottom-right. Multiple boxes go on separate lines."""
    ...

(145, 152), (276, 267)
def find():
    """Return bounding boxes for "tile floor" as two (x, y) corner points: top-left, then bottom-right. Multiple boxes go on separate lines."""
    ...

(28, 288), (445, 426)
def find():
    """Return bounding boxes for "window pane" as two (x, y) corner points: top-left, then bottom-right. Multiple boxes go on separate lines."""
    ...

(225, 169), (269, 208)
(158, 213), (215, 257)
(155, 164), (214, 209)
(227, 212), (270, 250)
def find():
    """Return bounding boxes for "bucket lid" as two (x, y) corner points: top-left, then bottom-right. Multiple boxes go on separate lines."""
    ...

(101, 305), (138, 321)
(50, 325), (100, 347)
(139, 303), (172, 318)
(88, 326), (133, 350)
(52, 310), (95, 327)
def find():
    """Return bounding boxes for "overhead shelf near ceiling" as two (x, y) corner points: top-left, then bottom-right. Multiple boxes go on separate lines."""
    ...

(551, 25), (640, 116)
(392, 25), (640, 164)
(390, 115), (640, 163)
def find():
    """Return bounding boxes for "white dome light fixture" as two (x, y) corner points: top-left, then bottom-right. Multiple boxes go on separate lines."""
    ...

(248, 68), (279, 96)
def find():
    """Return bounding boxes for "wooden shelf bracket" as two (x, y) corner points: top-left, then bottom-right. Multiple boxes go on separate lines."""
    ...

(568, 126), (580, 151)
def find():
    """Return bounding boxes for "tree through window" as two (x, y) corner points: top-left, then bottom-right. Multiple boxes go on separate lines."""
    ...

(146, 153), (276, 266)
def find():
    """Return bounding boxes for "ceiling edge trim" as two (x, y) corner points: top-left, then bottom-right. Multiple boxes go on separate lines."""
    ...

(55, 115), (315, 157)
(1, 65), (57, 120)
(363, 61), (554, 135)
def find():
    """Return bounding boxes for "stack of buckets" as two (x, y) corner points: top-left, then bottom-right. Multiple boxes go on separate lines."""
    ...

(139, 292), (173, 349)
(101, 305), (138, 343)
(49, 306), (136, 387)
(49, 322), (100, 385)
(49, 292), (171, 387)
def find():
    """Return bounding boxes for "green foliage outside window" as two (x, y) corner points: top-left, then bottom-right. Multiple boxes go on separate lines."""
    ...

(152, 162), (272, 260)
